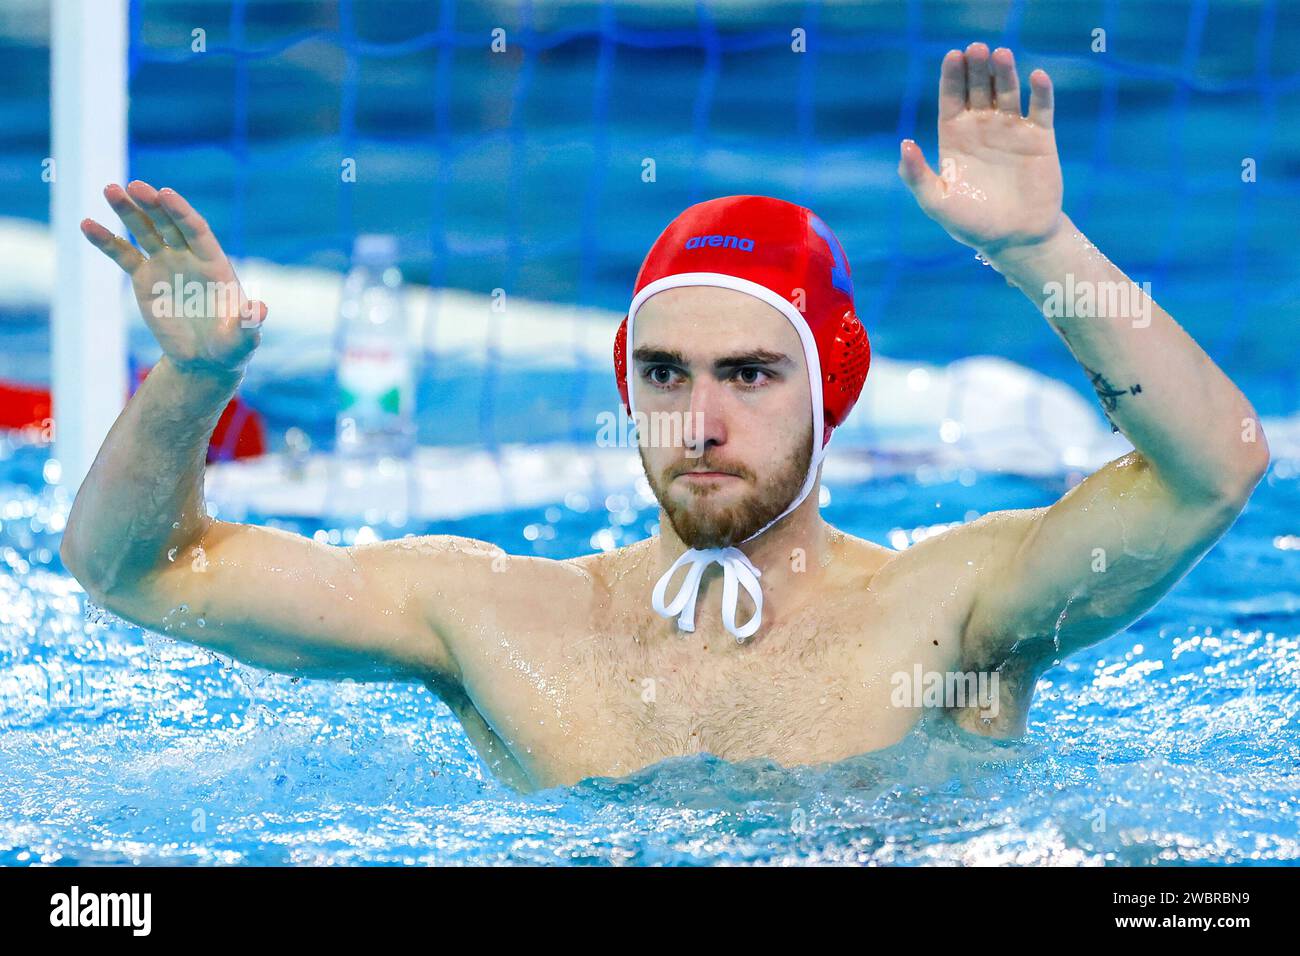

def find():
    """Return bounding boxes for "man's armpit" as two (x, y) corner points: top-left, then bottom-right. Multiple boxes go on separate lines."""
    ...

(944, 648), (1042, 739)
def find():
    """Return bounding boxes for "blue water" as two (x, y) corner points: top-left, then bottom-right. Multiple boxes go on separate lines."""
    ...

(0, 442), (1297, 865)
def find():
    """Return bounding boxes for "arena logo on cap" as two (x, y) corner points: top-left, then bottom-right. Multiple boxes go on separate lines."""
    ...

(684, 234), (755, 251)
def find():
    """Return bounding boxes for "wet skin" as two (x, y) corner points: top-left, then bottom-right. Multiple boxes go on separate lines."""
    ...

(62, 46), (1268, 792)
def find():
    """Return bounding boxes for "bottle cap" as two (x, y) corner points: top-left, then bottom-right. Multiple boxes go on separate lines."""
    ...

(352, 233), (399, 268)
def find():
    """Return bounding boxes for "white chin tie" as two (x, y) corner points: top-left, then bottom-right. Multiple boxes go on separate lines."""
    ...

(651, 546), (764, 641)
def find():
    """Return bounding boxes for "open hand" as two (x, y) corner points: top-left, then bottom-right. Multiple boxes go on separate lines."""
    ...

(899, 44), (1064, 258)
(81, 181), (267, 376)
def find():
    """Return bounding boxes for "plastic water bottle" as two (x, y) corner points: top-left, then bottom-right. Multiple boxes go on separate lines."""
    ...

(334, 234), (415, 461)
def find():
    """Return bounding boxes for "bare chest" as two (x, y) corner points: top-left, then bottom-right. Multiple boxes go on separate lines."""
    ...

(552, 591), (954, 781)
(448, 546), (973, 790)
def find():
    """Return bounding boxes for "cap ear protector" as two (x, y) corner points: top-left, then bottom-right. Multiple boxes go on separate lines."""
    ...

(613, 195), (870, 451)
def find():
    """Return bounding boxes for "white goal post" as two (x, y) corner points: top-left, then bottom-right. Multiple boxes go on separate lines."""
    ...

(50, 0), (128, 490)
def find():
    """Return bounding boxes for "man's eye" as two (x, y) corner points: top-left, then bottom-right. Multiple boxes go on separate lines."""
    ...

(645, 366), (678, 387)
(734, 368), (771, 387)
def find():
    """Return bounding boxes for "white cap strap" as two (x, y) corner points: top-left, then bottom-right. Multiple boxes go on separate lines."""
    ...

(651, 546), (764, 641)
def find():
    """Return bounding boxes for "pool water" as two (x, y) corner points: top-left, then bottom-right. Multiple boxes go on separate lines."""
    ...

(1, 441), (1296, 866)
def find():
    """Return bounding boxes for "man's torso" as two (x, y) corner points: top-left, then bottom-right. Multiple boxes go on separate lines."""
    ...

(420, 527), (1018, 790)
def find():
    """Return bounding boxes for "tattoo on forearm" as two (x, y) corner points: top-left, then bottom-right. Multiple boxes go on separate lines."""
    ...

(1085, 366), (1142, 433)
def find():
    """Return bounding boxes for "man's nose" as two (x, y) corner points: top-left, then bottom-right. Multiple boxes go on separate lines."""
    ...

(685, 377), (727, 455)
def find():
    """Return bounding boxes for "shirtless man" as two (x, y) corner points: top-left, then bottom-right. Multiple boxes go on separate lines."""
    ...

(62, 46), (1268, 792)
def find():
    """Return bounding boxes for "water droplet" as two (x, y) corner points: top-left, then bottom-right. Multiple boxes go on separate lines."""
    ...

(167, 547), (178, 562)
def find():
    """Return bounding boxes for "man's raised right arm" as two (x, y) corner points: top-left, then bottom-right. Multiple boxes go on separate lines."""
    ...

(62, 358), (465, 682)
(60, 181), (457, 683)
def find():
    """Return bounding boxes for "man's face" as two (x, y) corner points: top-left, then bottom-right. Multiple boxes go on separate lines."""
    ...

(631, 286), (814, 549)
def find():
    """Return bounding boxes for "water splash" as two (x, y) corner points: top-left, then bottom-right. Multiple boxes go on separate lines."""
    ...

(1, 462), (1297, 864)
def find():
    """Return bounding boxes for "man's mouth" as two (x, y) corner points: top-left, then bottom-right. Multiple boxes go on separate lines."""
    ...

(676, 468), (740, 480)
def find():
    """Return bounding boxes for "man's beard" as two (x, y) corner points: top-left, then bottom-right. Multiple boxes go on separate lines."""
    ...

(640, 424), (813, 549)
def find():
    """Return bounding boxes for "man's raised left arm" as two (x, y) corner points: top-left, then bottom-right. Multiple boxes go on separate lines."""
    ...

(897, 44), (1269, 731)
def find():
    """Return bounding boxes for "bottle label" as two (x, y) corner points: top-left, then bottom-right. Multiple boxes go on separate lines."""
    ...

(338, 340), (410, 416)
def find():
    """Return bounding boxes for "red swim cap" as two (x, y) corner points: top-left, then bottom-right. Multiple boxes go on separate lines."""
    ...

(613, 194), (870, 451)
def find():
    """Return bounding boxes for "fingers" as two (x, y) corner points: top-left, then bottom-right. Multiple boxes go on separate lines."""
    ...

(80, 218), (145, 273)
(126, 180), (189, 249)
(991, 47), (1022, 114)
(944, 45), (1037, 118)
(1028, 68), (1054, 128)
(965, 43), (993, 110)
(898, 139), (943, 212)
(939, 49), (967, 121)
(103, 183), (167, 255)
(156, 187), (225, 261)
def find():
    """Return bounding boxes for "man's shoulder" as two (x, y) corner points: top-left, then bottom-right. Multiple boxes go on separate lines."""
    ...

(869, 508), (1043, 580)
(810, 527), (893, 589)
(370, 532), (605, 616)
(570, 536), (651, 576)
(834, 510), (1044, 641)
